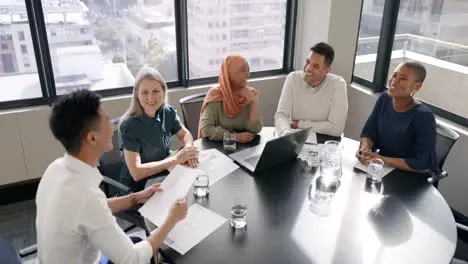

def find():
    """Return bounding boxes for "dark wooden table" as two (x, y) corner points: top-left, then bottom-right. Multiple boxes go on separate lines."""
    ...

(151, 128), (457, 264)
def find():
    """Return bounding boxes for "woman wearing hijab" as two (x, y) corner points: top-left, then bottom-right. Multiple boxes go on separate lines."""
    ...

(199, 55), (263, 143)
(119, 66), (199, 192)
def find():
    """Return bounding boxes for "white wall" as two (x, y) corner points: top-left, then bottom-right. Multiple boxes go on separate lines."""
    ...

(293, 0), (331, 70)
(0, 76), (285, 186)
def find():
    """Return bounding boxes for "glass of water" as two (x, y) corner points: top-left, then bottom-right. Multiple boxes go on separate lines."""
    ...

(368, 158), (384, 183)
(230, 204), (247, 229)
(306, 145), (322, 168)
(223, 131), (237, 151)
(308, 176), (340, 216)
(193, 174), (209, 198)
(320, 141), (342, 180)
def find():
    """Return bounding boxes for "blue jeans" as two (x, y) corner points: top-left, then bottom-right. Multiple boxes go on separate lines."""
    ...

(100, 236), (143, 264)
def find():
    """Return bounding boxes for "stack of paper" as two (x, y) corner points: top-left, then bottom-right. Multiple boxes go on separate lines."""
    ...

(139, 155), (233, 255)
(196, 149), (239, 186)
(160, 204), (226, 254)
(139, 165), (199, 225)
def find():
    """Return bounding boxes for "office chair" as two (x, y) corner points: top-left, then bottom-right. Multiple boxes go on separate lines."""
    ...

(424, 122), (468, 263)
(98, 118), (149, 233)
(98, 119), (173, 264)
(427, 121), (460, 185)
(179, 93), (207, 138)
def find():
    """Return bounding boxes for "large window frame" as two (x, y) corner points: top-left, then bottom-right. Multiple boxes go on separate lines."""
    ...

(0, 0), (298, 111)
(352, 0), (468, 128)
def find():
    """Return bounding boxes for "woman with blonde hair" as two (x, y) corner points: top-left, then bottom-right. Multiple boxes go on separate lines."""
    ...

(119, 66), (199, 191)
(199, 55), (262, 142)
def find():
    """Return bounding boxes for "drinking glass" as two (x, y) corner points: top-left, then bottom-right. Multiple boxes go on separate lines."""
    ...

(223, 131), (236, 151)
(308, 175), (340, 216)
(230, 204), (247, 229)
(320, 140), (342, 180)
(306, 145), (323, 168)
(367, 158), (384, 183)
(193, 174), (209, 198)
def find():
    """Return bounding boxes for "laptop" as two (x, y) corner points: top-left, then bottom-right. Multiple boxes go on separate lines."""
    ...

(229, 128), (310, 173)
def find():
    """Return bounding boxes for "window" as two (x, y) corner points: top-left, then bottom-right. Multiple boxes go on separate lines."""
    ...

(42, 0), (178, 95)
(18, 31), (25, 41)
(353, 0), (384, 83)
(0, 4), (41, 103)
(188, 0), (288, 79)
(0, 0), (296, 109)
(20, 44), (28, 55)
(353, 0), (468, 126)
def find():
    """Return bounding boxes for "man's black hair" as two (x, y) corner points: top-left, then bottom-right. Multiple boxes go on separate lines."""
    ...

(310, 42), (335, 67)
(49, 90), (102, 154)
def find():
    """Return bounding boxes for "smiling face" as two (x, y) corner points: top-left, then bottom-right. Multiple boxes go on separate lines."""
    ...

(303, 52), (330, 87)
(387, 64), (422, 98)
(137, 77), (165, 116)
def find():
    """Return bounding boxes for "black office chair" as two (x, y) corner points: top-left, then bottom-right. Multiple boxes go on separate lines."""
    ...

(98, 118), (149, 233)
(424, 122), (468, 263)
(427, 121), (460, 185)
(179, 93), (207, 138)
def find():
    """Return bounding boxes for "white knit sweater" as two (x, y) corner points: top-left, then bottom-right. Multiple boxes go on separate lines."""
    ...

(274, 71), (349, 137)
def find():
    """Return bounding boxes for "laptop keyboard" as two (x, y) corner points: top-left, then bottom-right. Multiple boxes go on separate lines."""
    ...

(245, 155), (261, 166)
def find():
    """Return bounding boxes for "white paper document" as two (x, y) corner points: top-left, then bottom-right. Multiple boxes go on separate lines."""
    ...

(161, 204), (227, 255)
(353, 161), (395, 177)
(197, 149), (239, 186)
(139, 165), (199, 225)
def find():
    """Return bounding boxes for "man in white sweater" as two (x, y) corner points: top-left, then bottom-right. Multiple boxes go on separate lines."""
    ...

(275, 42), (348, 137)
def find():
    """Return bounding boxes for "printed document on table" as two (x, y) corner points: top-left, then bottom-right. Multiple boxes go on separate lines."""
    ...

(354, 161), (395, 177)
(139, 165), (199, 225)
(160, 204), (227, 255)
(197, 149), (239, 186)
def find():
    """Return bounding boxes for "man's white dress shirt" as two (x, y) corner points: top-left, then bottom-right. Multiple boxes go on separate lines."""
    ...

(36, 154), (153, 264)
(275, 71), (348, 137)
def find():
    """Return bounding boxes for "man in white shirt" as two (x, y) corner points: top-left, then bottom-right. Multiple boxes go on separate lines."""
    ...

(275, 42), (348, 137)
(36, 90), (188, 264)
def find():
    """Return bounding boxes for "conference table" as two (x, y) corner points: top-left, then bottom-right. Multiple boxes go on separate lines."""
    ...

(146, 127), (457, 264)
